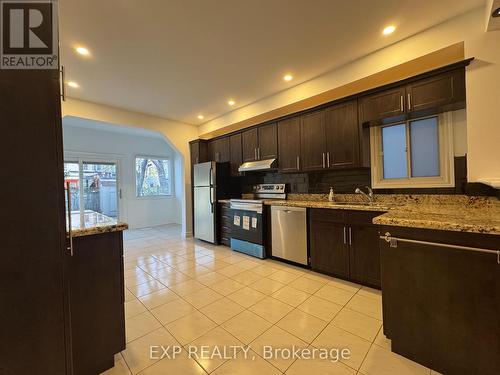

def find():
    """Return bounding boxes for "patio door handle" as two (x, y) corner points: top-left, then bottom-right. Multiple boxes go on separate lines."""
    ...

(66, 182), (74, 256)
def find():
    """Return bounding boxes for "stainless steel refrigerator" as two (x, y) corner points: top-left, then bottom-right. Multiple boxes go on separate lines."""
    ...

(193, 161), (235, 244)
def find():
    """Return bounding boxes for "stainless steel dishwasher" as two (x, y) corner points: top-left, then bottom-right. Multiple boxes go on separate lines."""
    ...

(271, 206), (308, 265)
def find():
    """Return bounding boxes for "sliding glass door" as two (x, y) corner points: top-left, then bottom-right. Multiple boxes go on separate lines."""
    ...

(64, 159), (119, 226)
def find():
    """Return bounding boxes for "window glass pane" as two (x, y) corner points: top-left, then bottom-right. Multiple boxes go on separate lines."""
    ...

(64, 162), (81, 225)
(136, 158), (171, 197)
(83, 162), (118, 219)
(410, 117), (440, 177)
(382, 124), (408, 179)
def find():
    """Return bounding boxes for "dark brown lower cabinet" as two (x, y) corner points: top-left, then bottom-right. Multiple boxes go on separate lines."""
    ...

(380, 226), (500, 375)
(69, 231), (126, 375)
(218, 202), (232, 246)
(309, 209), (383, 288)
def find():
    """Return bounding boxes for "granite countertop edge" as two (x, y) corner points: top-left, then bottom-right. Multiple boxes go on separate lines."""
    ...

(72, 222), (129, 238)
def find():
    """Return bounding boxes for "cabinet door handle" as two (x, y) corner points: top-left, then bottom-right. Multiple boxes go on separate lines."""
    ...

(348, 227), (352, 245)
(407, 93), (411, 110)
(257, 147), (260, 160)
(296, 156), (300, 171)
(400, 95), (404, 112)
(327, 152), (330, 168)
(343, 226), (347, 244)
(60, 66), (66, 102)
(322, 153), (326, 168)
(66, 182), (74, 256)
(254, 148), (257, 160)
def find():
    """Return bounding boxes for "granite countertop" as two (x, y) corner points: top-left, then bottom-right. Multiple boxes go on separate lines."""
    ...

(265, 194), (500, 235)
(69, 211), (129, 237)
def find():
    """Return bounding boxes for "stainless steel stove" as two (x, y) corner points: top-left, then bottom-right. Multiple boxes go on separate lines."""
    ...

(229, 184), (286, 258)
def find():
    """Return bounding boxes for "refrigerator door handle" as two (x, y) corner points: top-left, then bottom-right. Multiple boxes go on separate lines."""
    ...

(210, 187), (214, 213)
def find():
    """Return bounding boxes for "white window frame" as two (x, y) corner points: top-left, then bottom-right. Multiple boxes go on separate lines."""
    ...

(370, 112), (455, 189)
(135, 156), (173, 198)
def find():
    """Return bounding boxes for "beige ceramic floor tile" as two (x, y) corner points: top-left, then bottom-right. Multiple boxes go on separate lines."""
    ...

(250, 277), (286, 295)
(271, 286), (310, 307)
(359, 344), (430, 375)
(166, 311), (217, 345)
(314, 284), (356, 305)
(128, 280), (167, 298)
(268, 269), (300, 284)
(125, 311), (162, 343)
(195, 271), (230, 286)
(289, 276), (326, 294)
(182, 287), (224, 308)
(180, 265), (213, 278)
(332, 308), (382, 342)
(312, 325), (371, 371)
(230, 270), (263, 285)
(150, 298), (196, 325)
(189, 326), (243, 373)
(209, 279), (245, 296)
(227, 286), (266, 308)
(285, 355), (356, 375)
(277, 309), (328, 343)
(137, 350), (206, 375)
(249, 296), (294, 323)
(250, 326), (308, 372)
(297, 295), (343, 321)
(346, 294), (383, 320)
(125, 299), (148, 319)
(357, 286), (382, 301)
(328, 278), (362, 294)
(213, 349), (281, 375)
(373, 327), (391, 350)
(221, 310), (272, 344)
(168, 280), (207, 297)
(217, 264), (246, 277)
(251, 264), (278, 277)
(138, 288), (179, 310)
(200, 297), (245, 324)
(124, 288), (136, 303)
(121, 328), (179, 374)
(101, 353), (132, 375)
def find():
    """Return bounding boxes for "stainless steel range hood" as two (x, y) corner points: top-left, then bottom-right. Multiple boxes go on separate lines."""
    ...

(238, 158), (277, 172)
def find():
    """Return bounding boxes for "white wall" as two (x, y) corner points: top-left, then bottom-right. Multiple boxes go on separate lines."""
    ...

(62, 98), (199, 236)
(63, 120), (181, 229)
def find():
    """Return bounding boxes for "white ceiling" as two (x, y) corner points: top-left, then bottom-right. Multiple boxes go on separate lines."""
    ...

(60, 0), (482, 125)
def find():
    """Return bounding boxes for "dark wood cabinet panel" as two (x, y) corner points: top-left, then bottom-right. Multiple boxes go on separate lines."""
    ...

(258, 123), (278, 160)
(229, 133), (242, 176)
(349, 225), (381, 288)
(70, 232), (126, 375)
(218, 202), (232, 246)
(325, 100), (360, 169)
(359, 86), (406, 124)
(300, 110), (326, 171)
(380, 226), (500, 375)
(309, 209), (349, 278)
(189, 140), (208, 166)
(406, 69), (465, 114)
(278, 117), (301, 172)
(242, 128), (259, 162)
(1, 70), (70, 374)
(209, 138), (230, 162)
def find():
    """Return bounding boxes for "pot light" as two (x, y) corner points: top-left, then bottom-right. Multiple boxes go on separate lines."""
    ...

(493, 8), (500, 17)
(383, 25), (396, 35)
(228, 100), (235, 106)
(197, 115), (204, 120)
(67, 81), (79, 88)
(75, 46), (90, 56)
(283, 74), (293, 82)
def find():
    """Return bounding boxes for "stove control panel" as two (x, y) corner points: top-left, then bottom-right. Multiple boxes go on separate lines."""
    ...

(254, 184), (286, 194)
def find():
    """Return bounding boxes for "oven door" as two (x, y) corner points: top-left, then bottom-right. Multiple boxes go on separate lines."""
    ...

(230, 208), (263, 245)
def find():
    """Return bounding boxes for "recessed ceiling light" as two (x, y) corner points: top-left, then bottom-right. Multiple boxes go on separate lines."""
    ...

(228, 100), (235, 106)
(75, 46), (90, 56)
(493, 7), (500, 17)
(67, 81), (79, 88)
(197, 115), (204, 120)
(383, 25), (396, 35)
(283, 74), (293, 82)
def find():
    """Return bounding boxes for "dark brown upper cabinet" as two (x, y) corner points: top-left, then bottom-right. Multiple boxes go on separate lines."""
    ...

(406, 69), (465, 114)
(359, 86), (406, 125)
(242, 123), (277, 162)
(258, 123), (278, 160)
(242, 128), (259, 162)
(278, 117), (301, 172)
(208, 137), (230, 162)
(300, 109), (327, 171)
(325, 99), (360, 169)
(189, 139), (208, 166)
(229, 133), (242, 176)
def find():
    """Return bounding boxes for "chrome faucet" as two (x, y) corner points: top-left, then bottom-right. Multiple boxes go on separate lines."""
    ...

(355, 186), (374, 204)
